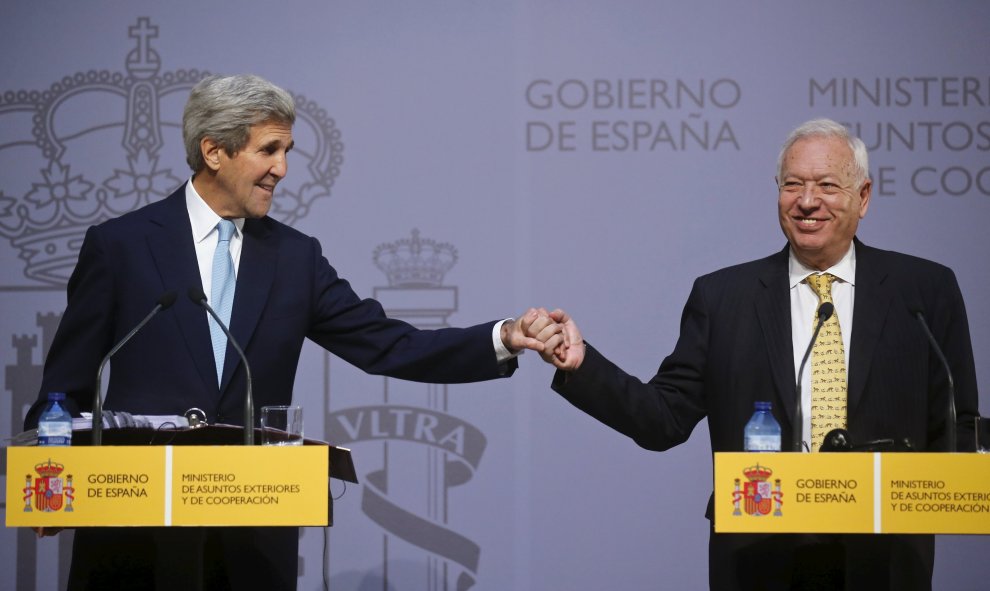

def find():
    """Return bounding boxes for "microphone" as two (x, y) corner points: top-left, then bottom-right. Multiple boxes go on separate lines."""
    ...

(92, 291), (178, 445)
(792, 302), (834, 451)
(188, 287), (255, 445)
(819, 428), (915, 453)
(819, 428), (852, 452)
(912, 310), (957, 452)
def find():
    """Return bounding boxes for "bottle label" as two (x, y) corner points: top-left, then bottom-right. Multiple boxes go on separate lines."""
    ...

(38, 422), (72, 446)
(744, 434), (780, 452)
(38, 434), (72, 446)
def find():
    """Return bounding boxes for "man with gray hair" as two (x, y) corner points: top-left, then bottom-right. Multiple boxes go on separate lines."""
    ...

(530, 118), (979, 590)
(27, 74), (564, 590)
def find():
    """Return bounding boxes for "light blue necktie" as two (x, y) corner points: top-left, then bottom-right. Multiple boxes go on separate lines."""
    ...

(210, 220), (236, 385)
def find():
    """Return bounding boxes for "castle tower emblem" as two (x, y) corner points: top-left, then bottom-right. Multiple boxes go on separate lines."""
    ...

(328, 229), (488, 590)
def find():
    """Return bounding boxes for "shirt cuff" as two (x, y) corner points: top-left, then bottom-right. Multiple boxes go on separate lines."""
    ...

(492, 319), (522, 363)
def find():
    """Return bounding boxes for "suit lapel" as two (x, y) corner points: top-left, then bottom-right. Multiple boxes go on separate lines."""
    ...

(221, 217), (278, 393)
(848, 240), (892, 417)
(755, 247), (796, 427)
(146, 186), (221, 396)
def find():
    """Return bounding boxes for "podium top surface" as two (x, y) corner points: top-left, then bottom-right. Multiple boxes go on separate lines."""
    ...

(62, 424), (358, 483)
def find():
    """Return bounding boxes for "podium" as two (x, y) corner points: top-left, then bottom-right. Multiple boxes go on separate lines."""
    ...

(714, 452), (990, 534)
(5, 425), (357, 529)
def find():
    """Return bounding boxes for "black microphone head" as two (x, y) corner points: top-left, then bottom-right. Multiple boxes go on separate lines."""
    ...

(817, 302), (834, 322)
(903, 294), (924, 318)
(188, 287), (208, 305)
(158, 291), (178, 310)
(819, 428), (852, 452)
(906, 300), (930, 327)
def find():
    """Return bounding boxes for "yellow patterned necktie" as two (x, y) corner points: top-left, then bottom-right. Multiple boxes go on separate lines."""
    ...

(806, 273), (847, 452)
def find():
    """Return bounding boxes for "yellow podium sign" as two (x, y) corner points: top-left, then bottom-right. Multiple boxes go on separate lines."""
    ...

(715, 452), (990, 534)
(715, 452), (875, 534)
(881, 453), (990, 534)
(6, 447), (167, 527)
(5, 446), (328, 528)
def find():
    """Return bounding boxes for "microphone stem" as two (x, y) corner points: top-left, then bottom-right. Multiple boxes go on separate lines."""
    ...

(915, 312), (957, 452)
(794, 306), (832, 452)
(92, 302), (164, 446)
(196, 295), (254, 445)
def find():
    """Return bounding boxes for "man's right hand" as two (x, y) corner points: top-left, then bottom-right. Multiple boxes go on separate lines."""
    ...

(529, 308), (584, 371)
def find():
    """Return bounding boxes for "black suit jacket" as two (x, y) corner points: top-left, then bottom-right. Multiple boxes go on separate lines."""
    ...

(553, 240), (979, 590)
(28, 185), (517, 590)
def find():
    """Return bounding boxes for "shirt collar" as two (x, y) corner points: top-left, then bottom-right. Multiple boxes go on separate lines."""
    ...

(788, 242), (856, 289)
(184, 179), (244, 244)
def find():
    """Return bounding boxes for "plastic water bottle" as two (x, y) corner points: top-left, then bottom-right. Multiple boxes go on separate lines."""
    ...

(38, 392), (73, 446)
(743, 401), (780, 452)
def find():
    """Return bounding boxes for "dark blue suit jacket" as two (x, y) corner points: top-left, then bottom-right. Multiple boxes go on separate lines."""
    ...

(552, 240), (979, 591)
(27, 184), (518, 589)
(29, 185), (514, 427)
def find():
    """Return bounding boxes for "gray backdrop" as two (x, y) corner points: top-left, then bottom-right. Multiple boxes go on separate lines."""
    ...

(2, 1), (988, 589)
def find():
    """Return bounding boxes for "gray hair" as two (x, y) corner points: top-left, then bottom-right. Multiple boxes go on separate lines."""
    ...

(182, 74), (296, 172)
(776, 118), (870, 188)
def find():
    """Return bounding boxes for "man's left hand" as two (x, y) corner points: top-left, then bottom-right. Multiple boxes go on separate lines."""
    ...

(501, 308), (563, 354)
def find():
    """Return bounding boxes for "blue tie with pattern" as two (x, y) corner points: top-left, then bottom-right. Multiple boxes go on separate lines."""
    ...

(210, 220), (236, 385)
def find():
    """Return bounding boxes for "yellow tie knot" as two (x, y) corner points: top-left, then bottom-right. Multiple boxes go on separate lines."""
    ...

(807, 273), (837, 304)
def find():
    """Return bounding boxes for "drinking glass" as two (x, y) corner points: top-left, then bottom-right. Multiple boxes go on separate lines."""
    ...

(975, 416), (990, 454)
(260, 405), (304, 446)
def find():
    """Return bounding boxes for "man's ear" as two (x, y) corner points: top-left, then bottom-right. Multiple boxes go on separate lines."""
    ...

(858, 178), (872, 219)
(201, 137), (223, 172)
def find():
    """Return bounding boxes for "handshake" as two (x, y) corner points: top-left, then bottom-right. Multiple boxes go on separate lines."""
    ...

(500, 308), (585, 371)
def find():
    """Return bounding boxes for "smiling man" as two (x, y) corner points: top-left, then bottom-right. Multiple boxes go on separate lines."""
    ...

(27, 74), (562, 591)
(777, 127), (871, 272)
(530, 119), (979, 590)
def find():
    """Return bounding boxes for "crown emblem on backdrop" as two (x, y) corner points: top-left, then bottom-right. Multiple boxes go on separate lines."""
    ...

(743, 464), (773, 482)
(34, 459), (65, 478)
(0, 17), (344, 287)
(373, 229), (458, 287)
